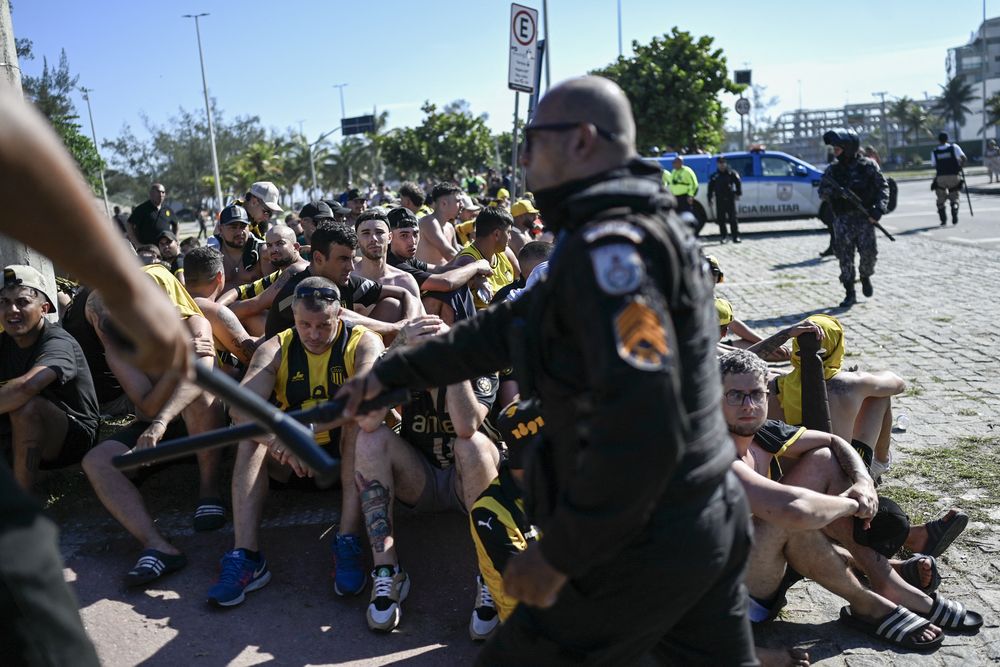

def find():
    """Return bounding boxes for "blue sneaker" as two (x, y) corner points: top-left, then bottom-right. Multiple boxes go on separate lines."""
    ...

(207, 549), (271, 607)
(333, 533), (366, 596)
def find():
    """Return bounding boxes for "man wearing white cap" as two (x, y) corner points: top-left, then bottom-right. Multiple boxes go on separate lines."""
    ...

(0, 265), (99, 491)
(243, 181), (283, 238)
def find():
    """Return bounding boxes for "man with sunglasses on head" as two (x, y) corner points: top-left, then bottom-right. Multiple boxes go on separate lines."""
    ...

(207, 276), (385, 607)
(337, 75), (756, 665)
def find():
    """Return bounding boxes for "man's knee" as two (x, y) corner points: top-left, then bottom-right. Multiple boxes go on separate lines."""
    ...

(81, 440), (127, 477)
(355, 425), (393, 460)
(9, 395), (55, 427)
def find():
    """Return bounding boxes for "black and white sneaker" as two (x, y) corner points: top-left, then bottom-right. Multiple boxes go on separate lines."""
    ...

(367, 565), (410, 632)
(469, 575), (500, 641)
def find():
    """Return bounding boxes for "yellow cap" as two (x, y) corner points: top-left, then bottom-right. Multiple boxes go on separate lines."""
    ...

(715, 297), (734, 327)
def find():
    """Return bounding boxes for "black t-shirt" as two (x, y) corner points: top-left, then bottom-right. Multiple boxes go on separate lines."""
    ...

(401, 374), (499, 469)
(263, 269), (383, 339)
(0, 321), (99, 438)
(128, 200), (174, 245)
(387, 250), (432, 287)
(61, 288), (123, 405)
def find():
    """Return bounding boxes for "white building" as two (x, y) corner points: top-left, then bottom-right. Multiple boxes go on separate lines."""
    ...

(946, 16), (1000, 142)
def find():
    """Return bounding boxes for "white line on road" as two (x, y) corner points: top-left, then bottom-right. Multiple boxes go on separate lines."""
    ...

(943, 237), (1000, 245)
(889, 208), (1000, 218)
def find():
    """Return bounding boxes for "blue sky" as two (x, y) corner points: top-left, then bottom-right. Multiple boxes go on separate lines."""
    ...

(10, 0), (993, 147)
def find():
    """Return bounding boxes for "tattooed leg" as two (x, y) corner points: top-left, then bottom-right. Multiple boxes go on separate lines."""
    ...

(357, 472), (394, 556)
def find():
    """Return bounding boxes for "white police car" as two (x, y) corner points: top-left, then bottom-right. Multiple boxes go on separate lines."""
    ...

(651, 149), (828, 226)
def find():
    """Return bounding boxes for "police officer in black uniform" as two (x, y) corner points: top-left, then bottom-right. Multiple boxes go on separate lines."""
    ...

(337, 76), (756, 666)
(819, 129), (889, 308)
(931, 131), (966, 226)
(708, 156), (743, 243)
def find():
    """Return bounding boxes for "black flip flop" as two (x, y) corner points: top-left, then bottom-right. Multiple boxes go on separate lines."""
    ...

(124, 548), (187, 587)
(193, 497), (226, 532)
(839, 605), (943, 652)
(924, 511), (969, 558)
(899, 554), (941, 593)
(921, 592), (984, 633)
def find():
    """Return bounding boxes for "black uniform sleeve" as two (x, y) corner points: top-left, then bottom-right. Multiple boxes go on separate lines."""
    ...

(375, 296), (524, 390)
(707, 172), (718, 200)
(869, 163), (890, 219)
(537, 231), (686, 578)
(471, 374), (499, 411)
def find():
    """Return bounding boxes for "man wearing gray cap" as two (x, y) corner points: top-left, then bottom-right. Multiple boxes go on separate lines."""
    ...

(243, 181), (283, 238)
(0, 265), (99, 491)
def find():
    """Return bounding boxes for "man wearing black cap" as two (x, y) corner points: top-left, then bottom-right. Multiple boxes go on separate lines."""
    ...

(0, 265), (99, 491)
(386, 207), (489, 324)
(157, 230), (185, 284)
(344, 187), (368, 227)
(297, 200), (335, 253)
(931, 132), (966, 226)
(215, 204), (267, 292)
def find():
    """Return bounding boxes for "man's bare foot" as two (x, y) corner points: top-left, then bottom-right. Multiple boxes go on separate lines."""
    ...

(891, 555), (933, 589)
(756, 646), (810, 667)
(850, 608), (943, 645)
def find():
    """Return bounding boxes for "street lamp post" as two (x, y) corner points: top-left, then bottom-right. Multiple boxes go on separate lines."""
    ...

(873, 91), (890, 163)
(79, 86), (111, 219)
(309, 127), (342, 200)
(333, 83), (348, 119)
(183, 13), (224, 214)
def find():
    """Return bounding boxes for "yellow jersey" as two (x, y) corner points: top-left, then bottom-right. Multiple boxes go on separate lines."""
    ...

(456, 243), (514, 310)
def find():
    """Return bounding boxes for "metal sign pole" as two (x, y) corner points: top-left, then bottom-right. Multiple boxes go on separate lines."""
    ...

(512, 92), (520, 197)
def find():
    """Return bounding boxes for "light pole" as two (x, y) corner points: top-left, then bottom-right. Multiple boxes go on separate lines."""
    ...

(873, 91), (890, 163)
(617, 0), (623, 58)
(183, 13), (224, 213)
(333, 83), (348, 119)
(79, 86), (111, 219)
(309, 127), (342, 200)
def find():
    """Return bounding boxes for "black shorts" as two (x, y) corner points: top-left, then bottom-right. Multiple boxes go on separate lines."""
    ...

(0, 413), (97, 470)
(107, 419), (188, 450)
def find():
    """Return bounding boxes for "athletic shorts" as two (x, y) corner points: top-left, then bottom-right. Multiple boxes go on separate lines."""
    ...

(398, 453), (465, 514)
(0, 412), (97, 470)
(107, 419), (188, 450)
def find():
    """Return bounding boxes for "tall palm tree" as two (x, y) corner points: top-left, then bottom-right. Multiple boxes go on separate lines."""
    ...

(935, 76), (978, 140)
(889, 97), (915, 145)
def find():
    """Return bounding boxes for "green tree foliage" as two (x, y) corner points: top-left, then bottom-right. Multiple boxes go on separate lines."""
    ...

(983, 92), (1000, 132)
(591, 28), (743, 153)
(381, 101), (494, 181)
(935, 76), (978, 140)
(889, 96), (933, 145)
(20, 49), (105, 193)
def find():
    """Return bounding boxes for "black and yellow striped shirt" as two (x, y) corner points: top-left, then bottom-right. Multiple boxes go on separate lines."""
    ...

(236, 269), (280, 301)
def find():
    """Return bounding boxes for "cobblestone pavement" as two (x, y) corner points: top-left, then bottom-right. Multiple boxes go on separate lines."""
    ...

(48, 224), (1000, 665)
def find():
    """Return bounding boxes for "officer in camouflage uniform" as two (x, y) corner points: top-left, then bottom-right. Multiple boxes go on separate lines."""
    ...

(818, 129), (889, 308)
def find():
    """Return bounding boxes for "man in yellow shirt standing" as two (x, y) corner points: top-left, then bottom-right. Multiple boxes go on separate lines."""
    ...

(665, 155), (699, 225)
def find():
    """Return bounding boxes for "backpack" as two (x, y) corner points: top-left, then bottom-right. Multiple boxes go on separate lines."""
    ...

(886, 177), (898, 213)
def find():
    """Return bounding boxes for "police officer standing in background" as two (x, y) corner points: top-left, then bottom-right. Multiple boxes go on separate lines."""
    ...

(338, 76), (756, 666)
(931, 131), (966, 226)
(819, 129), (889, 308)
(708, 156), (743, 243)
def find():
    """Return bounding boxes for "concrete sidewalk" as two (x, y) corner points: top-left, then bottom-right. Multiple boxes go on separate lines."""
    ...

(46, 225), (1000, 666)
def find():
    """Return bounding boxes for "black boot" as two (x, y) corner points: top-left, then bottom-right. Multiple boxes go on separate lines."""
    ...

(952, 206), (959, 225)
(839, 282), (857, 308)
(819, 246), (835, 257)
(861, 276), (873, 297)
(938, 208), (947, 226)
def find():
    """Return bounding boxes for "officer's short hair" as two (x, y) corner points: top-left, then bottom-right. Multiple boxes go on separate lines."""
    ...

(718, 349), (768, 385)
(474, 207), (513, 239)
(938, 132), (949, 143)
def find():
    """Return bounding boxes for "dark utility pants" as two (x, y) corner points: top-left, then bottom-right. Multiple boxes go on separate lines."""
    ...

(476, 472), (758, 667)
(0, 513), (100, 667)
(833, 213), (877, 284)
(716, 199), (739, 238)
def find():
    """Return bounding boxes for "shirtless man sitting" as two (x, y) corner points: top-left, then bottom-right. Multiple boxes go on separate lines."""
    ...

(415, 182), (462, 266)
(720, 350), (982, 657)
(218, 225), (308, 336)
(354, 209), (421, 300)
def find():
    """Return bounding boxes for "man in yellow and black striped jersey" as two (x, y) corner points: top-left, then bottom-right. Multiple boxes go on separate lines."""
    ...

(205, 276), (385, 608)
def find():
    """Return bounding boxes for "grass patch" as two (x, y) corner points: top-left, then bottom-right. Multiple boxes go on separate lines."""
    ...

(887, 436), (1000, 524)
(929, 376), (945, 384)
(905, 384), (924, 398)
(931, 316), (953, 323)
(878, 485), (942, 525)
(957, 408), (978, 417)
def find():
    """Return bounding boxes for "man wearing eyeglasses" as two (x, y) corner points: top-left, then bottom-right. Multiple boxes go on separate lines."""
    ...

(337, 76), (756, 666)
(207, 276), (385, 607)
(128, 182), (175, 246)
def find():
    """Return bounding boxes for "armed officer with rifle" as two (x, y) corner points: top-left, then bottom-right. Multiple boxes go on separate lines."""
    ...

(931, 131), (967, 226)
(819, 129), (890, 308)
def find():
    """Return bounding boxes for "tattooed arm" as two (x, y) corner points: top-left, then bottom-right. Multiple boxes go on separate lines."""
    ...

(745, 319), (824, 361)
(197, 298), (261, 366)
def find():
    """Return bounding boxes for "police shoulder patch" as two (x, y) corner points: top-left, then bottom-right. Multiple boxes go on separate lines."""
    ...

(476, 376), (493, 394)
(590, 243), (644, 295)
(582, 221), (645, 244)
(613, 298), (670, 371)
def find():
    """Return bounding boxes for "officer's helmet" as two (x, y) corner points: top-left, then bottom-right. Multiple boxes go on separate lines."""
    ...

(822, 129), (860, 155)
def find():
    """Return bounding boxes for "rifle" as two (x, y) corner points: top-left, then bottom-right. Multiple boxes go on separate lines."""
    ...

(820, 173), (895, 242)
(959, 165), (974, 217)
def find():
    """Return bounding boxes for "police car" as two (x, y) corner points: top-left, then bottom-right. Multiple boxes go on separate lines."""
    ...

(651, 149), (828, 226)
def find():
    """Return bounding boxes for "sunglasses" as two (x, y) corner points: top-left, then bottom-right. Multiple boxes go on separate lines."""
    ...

(522, 122), (617, 154)
(294, 285), (339, 302)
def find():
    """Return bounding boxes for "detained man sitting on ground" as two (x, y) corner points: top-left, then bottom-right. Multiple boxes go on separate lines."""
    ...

(81, 268), (227, 586)
(353, 208), (421, 299)
(206, 277), (384, 606)
(350, 320), (502, 634)
(720, 350), (982, 655)
(755, 313), (967, 556)
(0, 265), (100, 491)
(218, 224), (309, 337)
(181, 247), (261, 373)
(454, 207), (519, 310)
